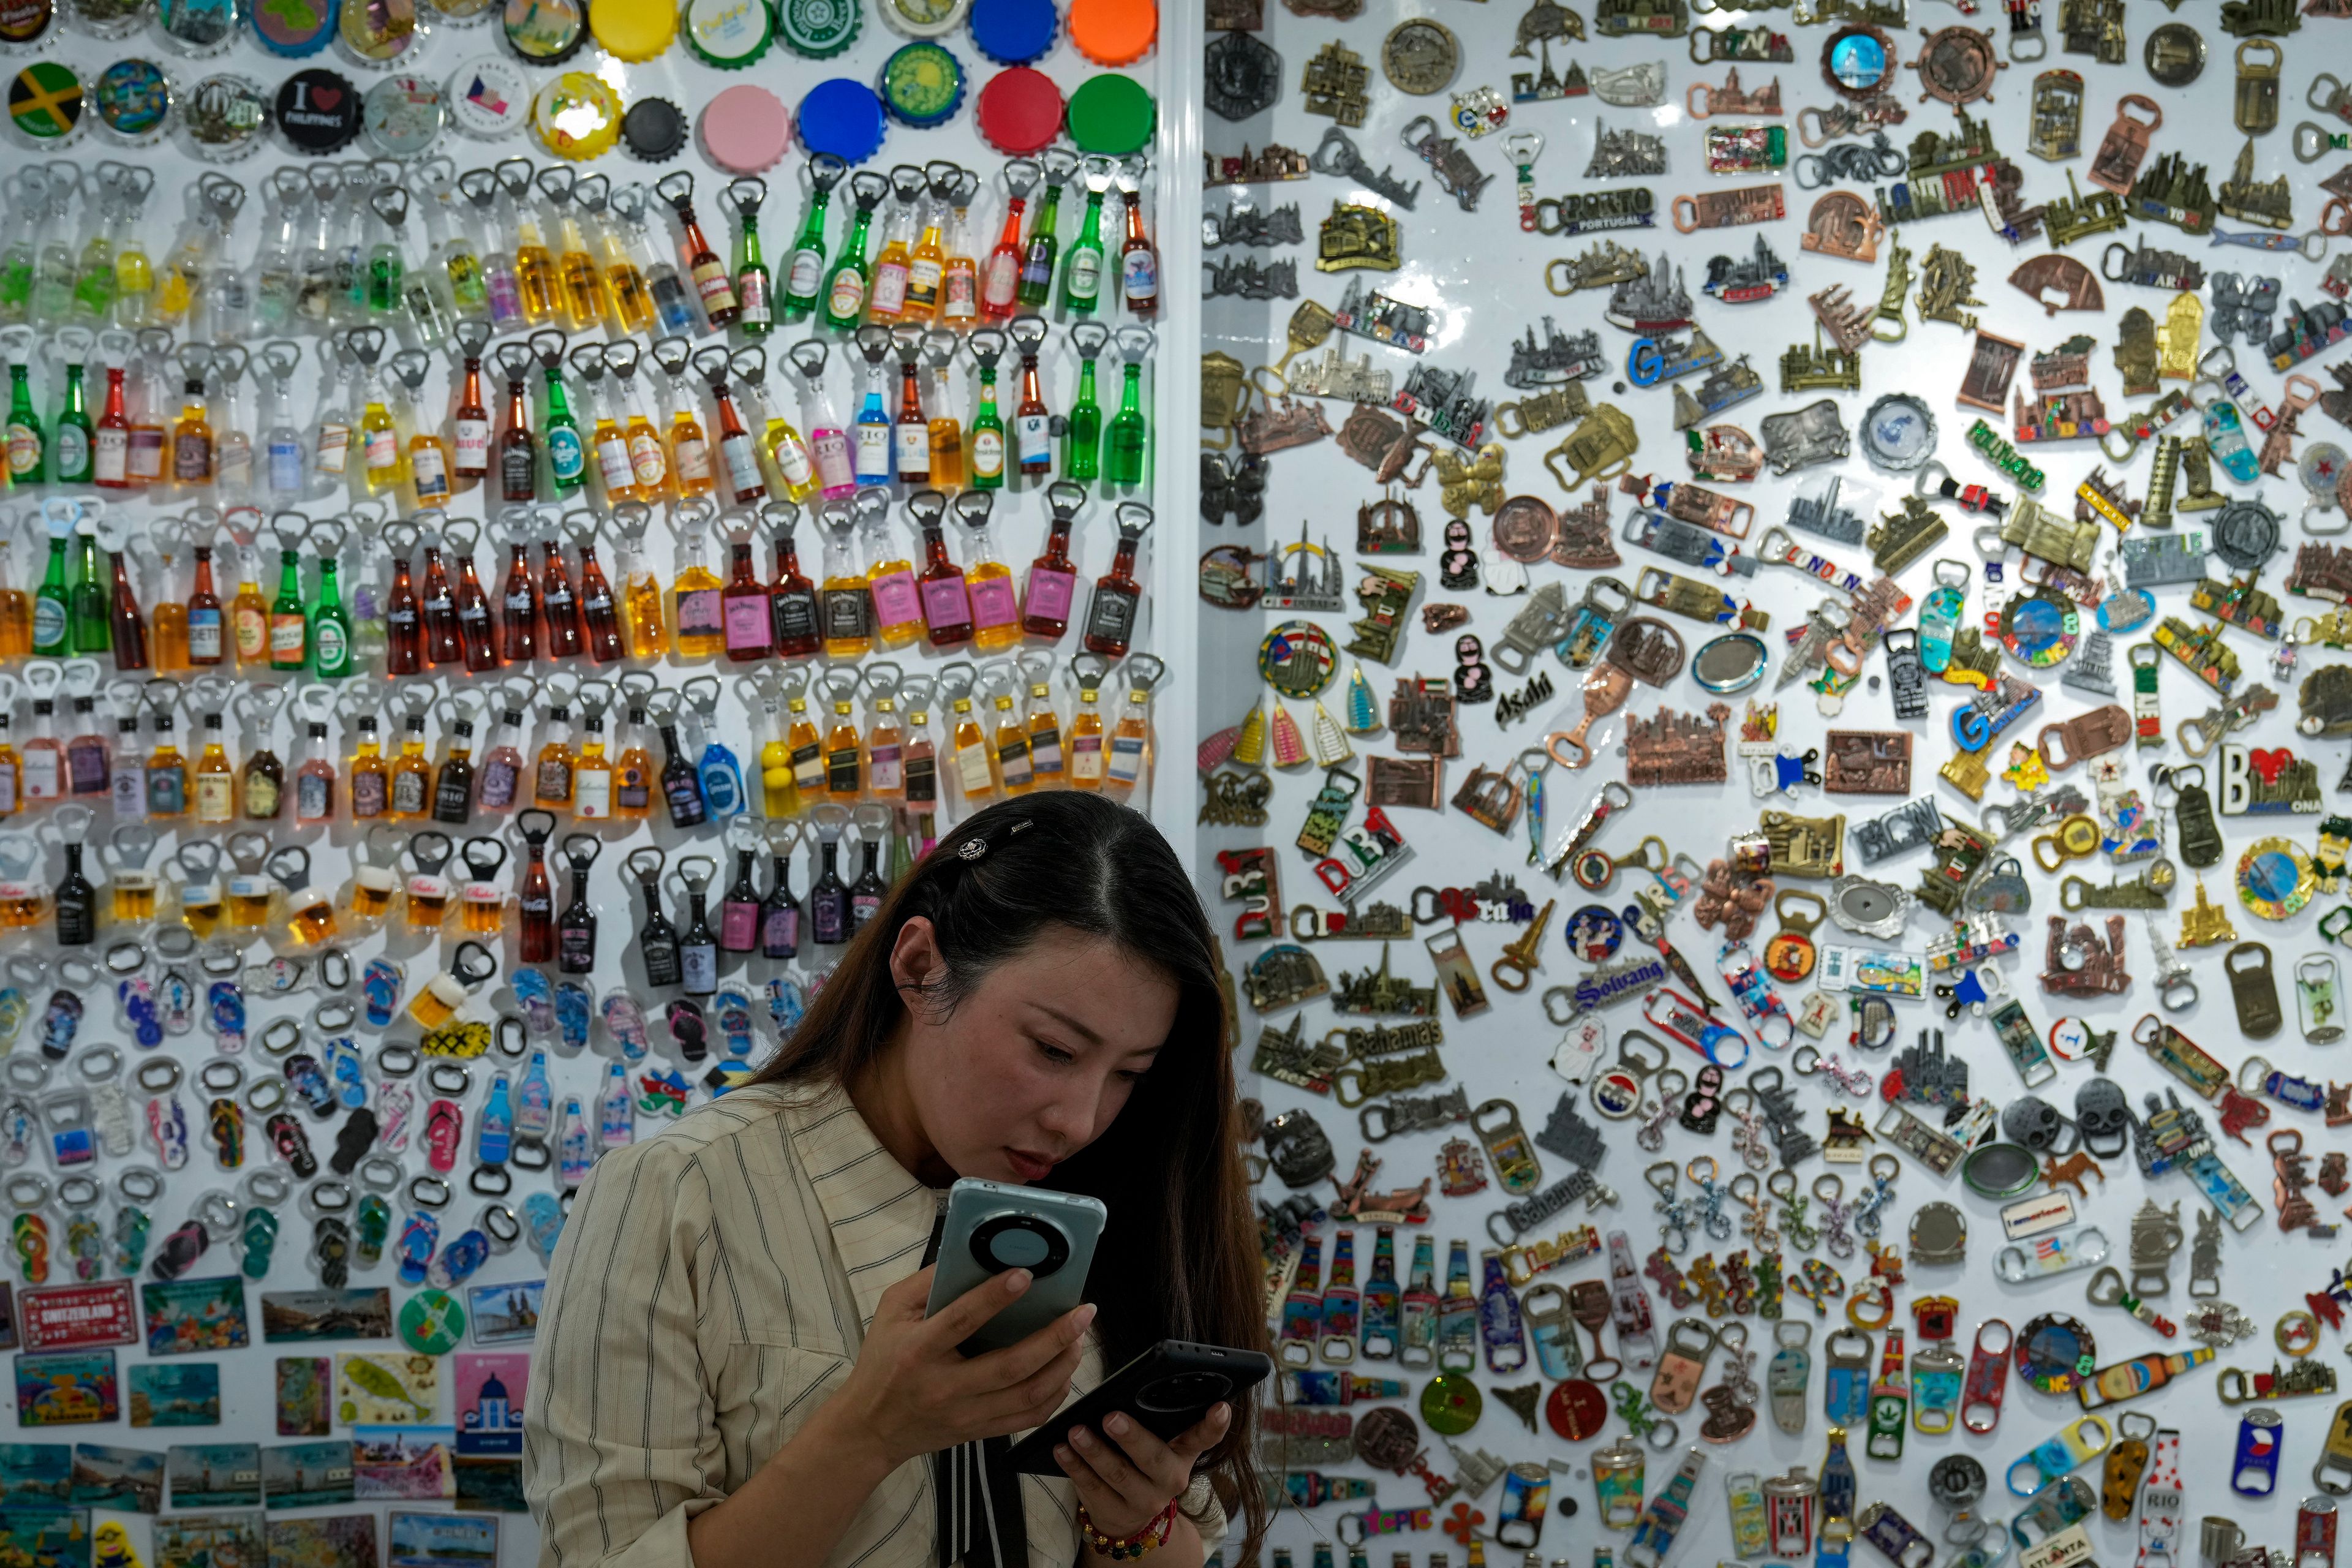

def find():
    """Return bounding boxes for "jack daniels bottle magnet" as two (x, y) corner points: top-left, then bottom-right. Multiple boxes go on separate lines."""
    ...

(557, 833), (603, 975)
(629, 846), (684, 990)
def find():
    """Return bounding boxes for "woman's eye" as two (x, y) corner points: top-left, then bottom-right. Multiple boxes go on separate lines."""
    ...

(1036, 1042), (1074, 1065)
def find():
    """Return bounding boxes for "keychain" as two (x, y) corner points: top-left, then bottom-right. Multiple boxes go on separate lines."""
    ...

(1505, 132), (1545, 233)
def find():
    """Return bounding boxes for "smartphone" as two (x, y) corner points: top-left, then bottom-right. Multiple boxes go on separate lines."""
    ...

(1004, 1339), (1273, 1475)
(924, 1177), (1106, 1356)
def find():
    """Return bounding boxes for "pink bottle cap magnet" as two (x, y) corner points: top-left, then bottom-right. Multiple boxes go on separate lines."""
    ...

(701, 83), (791, 172)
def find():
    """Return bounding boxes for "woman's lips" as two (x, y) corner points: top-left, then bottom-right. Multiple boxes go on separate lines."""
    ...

(1006, 1149), (1055, 1182)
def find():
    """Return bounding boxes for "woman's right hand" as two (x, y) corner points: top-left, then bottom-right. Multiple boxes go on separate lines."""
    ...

(832, 1264), (1093, 1470)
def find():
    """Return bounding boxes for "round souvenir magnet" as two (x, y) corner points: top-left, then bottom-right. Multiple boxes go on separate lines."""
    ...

(92, 56), (172, 140)
(876, 0), (962, 38)
(699, 81), (790, 172)
(1820, 22), (1893, 97)
(249, 0), (335, 56)
(9, 61), (83, 141)
(275, 65), (361, 151)
(156, 0), (241, 55)
(2238, 836), (2316, 920)
(1259, 620), (1338, 698)
(65, 0), (148, 40)
(0, 0), (51, 41)
(1547, 1378), (1610, 1441)
(1692, 631), (1768, 693)
(2211, 497), (2282, 572)
(2015, 1311), (2094, 1395)
(1860, 391), (1937, 472)
(684, 0), (772, 67)
(1491, 495), (1557, 564)
(1381, 17), (1457, 94)
(796, 75), (884, 162)
(777, 0), (859, 58)
(443, 52), (524, 136)
(1064, 71), (1152, 156)
(339, 0), (419, 64)
(1067, 0), (1152, 67)
(502, 0), (582, 62)
(973, 62), (1060, 153)
(1958, 1139), (2040, 1199)
(1998, 587), (2078, 668)
(531, 67), (620, 159)
(1419, 1370), (1482, 1435)
(590, 0), (675, 60)
(181, 70), (269, 156)
(398, 1287), (467, 1353)
(1352, 1407), (1420, 1471)
(422, 0), (493, 22)
(2144, 21), (2203, 86)
(363, 70), (442, 154)
(967, 0), (1048, 62)
(1565, 905), (1623, 963)
(620, 94), (686, 159)
(2046, 1016), (2093, 1060)
(876, 39), (962, 127)
(1911, 23), (2000, 107)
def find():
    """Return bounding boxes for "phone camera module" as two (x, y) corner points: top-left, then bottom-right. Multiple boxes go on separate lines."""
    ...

(1137, 1371), (1234, 1412)
(967, 1212), (1072, 1277)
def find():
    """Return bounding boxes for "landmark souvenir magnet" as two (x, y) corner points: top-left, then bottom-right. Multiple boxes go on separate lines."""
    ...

(1910, 25), (2005, 107)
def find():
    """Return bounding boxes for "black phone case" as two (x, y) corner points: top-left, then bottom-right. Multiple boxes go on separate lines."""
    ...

(1003, 1339), (1273, 1475)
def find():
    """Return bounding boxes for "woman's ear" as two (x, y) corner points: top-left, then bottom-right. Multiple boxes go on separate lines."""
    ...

(889, 916), (945, 1007)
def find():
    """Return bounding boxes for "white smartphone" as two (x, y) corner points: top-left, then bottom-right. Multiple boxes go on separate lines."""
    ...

(924, 1178), (1107, 1356)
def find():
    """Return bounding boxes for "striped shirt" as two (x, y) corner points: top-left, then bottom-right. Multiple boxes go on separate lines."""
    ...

(522, 1079), (1225, 1568)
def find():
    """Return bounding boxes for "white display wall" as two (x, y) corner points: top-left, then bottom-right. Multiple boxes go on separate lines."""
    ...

(0, 0), (1208, 1559)
(1203, 1), (2352, 1564)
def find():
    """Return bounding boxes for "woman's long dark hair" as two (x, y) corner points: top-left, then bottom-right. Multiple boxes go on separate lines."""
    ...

(749, 793), (1268, 1554)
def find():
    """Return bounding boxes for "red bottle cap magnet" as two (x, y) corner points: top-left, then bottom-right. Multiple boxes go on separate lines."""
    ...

(974, 63), (1060, 153)
(1547, 1378), (1610, 1439)
(0, 0), (52, 43)
(700, 82), (791, 173)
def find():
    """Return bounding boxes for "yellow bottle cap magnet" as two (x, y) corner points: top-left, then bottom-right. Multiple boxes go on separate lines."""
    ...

(339, 0), (420, 62)
(532, 68), (623, 159)
(592, 0), (676, 60)
(1068, 0), (1153, 66)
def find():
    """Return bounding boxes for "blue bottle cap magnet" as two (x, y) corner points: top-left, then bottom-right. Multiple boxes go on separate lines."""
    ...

(967, 0), (1052, 64)
(249, 0), (336, 56)
(92, 59), (170, 138)
(796, 75), (885, 162)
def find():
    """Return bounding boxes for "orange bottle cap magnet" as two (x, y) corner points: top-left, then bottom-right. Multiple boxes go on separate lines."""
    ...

(1068, 0), (1153, 66)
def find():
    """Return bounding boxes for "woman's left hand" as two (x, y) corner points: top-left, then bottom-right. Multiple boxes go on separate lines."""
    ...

(1054, 1403), (1232, 1542)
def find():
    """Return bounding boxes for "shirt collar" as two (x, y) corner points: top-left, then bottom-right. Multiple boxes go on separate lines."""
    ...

(777, 1079), (943, 1330)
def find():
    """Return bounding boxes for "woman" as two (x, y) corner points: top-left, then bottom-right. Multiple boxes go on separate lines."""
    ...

(524, 794), (1268, 1568)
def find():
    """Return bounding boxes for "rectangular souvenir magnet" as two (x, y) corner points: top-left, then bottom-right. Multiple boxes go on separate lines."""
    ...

(1911, 1344), (1965, 1436)
(1817, 946), (1926, 996)
(1496, 1461), (1551, 1550)
(1626, 1447), (1708, 1568)
(1875, 1101), (1970, 1177)
(1471, 1099), (1542, 1193)
(2007, 1417), (2114, 1496)
(1987, 1000), (2060, 1088)
(1995, 1227), (2111, 1282)
(2234, 1407), (2283, 1496)
(2000, 1189), (2079, 1240)
(1857, 1502), (1936, 1568)
(1728, 1470), (1772, 1560)
(1825, 1329), (1871, 1427)
(1423, 926), (1492, 1020)
(1650, 1317), (1717, 1415)
(2017, 1524), (2096, 1568)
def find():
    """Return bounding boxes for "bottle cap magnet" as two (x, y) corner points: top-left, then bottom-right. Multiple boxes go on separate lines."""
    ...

(1065, 72), (1153, 156)
(699, 81), (791, 172)
(444, 53), (525, 136)
(8, 61), (84, 142)
(796, 75), (885, 162)
(1068, 0), (1152, 66)
(423, 0), (494, 22)
(92, 58), (172, 141)
(778, 0), (861, 58)
(64, 0), (142, 40)
(363, 72), (444, 154)
(502, 0), (583, 63)
(339, 0), (419, 64)
(684, 0), (773, 67)
(275, 66), (361, 153)
(0, 0), (51, 44)
(973, 63), (1060, 153)
(530, 68), (622, 159)
(968, 0), (1052, 62)
(158, 0), (239, 54)
(398, 1286), (467, 1353)
(878, 39), (963, 127)
(876, 0), (963, 37)
(590, 0), (676, 61)
(250, 0), (336, 56)
(620, 94), (687, 159)
(183, 72), (270, 157)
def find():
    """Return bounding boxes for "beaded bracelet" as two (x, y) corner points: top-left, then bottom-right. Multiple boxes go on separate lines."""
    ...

(1077, 1499), (1178, 1561)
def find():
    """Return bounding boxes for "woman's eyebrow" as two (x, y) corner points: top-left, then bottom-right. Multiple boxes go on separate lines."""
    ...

(1031, 1003), (1105, 1047)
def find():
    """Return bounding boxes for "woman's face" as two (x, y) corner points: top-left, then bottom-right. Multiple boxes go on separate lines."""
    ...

(891, 921), (1178, 1186)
